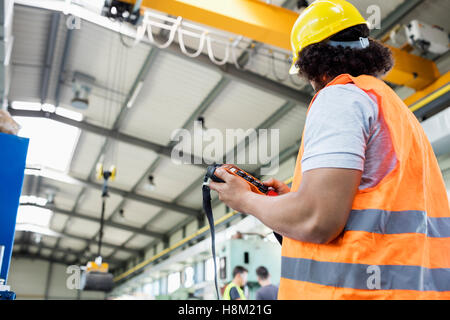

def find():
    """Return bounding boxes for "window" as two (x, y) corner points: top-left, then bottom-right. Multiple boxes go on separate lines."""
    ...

(184, 266), (194, 288)
(14, 117), (81, 172)
(167, 272), (181, 294)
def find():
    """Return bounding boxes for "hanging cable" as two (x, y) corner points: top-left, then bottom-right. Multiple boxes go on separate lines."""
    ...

(206, 35), (231, 66)
(270, 50), (289, 82)
(231, 36), (247, 70)
(178, 26), (207, 58)
(145, 16), (182, 49)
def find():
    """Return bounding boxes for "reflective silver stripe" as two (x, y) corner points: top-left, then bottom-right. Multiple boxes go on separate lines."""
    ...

(344, 209), (450, 238)
(281, 257), (450, 292)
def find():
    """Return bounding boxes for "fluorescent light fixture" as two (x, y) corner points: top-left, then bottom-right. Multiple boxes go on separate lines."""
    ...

(20, 195), (48, 206)
(14, 117), (81, 172)
(15, 224), (62, 238)
(11, 101), (42, 111)
(16, 206), (53, 227)
(42, 103), (56, 113)
(55, 107), (84, 122)
(127, 81), (143, 108)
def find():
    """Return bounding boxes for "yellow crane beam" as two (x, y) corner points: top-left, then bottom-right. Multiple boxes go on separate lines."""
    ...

(124, 0), (442, 92)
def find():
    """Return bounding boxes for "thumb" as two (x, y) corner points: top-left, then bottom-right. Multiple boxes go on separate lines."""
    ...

(214, 167), (231, 182)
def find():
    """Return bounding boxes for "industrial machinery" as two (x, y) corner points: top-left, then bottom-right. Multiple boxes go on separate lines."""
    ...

(405, 20), (449, 55)
(80, 164), (117, 293)
(0, 132), (29, 300)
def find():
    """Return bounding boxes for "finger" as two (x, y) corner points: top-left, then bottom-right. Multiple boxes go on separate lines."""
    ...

(214, 167), (233, 182)
(263, 178), (275, 186)
(209, 181), (224, 192)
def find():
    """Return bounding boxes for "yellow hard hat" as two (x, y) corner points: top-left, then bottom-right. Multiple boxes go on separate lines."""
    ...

(289, 0), (367, 75)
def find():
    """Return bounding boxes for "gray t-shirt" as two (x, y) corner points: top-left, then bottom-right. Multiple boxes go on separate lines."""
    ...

(255, 284), (278, 300)
(301, 84), (397, 190)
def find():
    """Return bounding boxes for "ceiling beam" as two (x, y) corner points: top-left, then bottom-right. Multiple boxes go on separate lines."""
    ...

(22, 203), (165, 239)
(21, 165), (200, 216)
(54, 27), (73, 107)
(14, 239), (124, 265)
(8, 107), (209, 168)
(40, 12), (60, 104)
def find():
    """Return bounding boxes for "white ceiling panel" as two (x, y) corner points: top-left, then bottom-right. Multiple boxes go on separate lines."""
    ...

(66, 20), (150, 98)
(112, 200), (161, 228)
(59, 238), (86, 251)
(114, 250), (132, 260)
(146, 210), (187, 233)
(50, 213), (70, 232)
(120, 52), (222, 145)
(99, 141), (159, 191)
(70, 131), (106, 179)
(9, 64), (41, 102)
(40, 177), (84, 211)
(41, 236), (58, 247)
(65, 218), (100, 238)
(125, 235), (154, 250)
(76, 188), (123, 219)
(89, 244), (114, 258)
(136, 158), (204, 202)
(41, 248), (52, 257)
(176, 185), (204, 210)
(101, 226), (133, 246)
(28, 246), (39, 254)
(11, 5), (50, 65)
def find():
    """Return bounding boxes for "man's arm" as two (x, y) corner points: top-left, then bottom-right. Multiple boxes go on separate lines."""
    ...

(229, 287), (241, 300)
(211, 167), (361, 244)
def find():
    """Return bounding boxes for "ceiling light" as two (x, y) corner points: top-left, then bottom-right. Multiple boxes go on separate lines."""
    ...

(20, 195), (48, 206)
(11, 101), (42, 111)
(55, 107), (84, 122)
(15, 224), (61, 238)
(127, 81), (143, 108)
(144, 175), (156, 191)
(41, 103), (56, 113)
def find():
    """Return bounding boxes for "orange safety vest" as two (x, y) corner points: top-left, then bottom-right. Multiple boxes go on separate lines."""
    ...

(278, 74), (450, 300)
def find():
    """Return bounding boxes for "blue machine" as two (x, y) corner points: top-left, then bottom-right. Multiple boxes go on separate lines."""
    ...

(0, 132), (29, 300)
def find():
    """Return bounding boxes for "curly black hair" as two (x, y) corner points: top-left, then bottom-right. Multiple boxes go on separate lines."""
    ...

(295, 24), (394, 89)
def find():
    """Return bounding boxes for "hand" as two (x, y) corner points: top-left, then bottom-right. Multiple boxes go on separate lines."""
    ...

(0, 110), (20, 135)
(209, 167), (252, 213)
(263, 178), (290, 195)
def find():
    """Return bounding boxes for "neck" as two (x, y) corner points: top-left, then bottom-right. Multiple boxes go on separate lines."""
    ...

(259, 279), (271, 287)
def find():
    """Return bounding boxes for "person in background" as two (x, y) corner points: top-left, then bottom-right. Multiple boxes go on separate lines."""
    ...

(255, 266), (278, 300)
(222, 266), (247, 300)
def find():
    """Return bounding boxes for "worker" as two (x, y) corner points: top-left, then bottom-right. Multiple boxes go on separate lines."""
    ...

(209, 0), (450, 299)
(255, 266), (278, 300)
(222, 266), (248, 300)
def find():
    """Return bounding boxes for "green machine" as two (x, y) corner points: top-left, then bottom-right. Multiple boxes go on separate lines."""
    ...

(217, 237), (281, 300)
